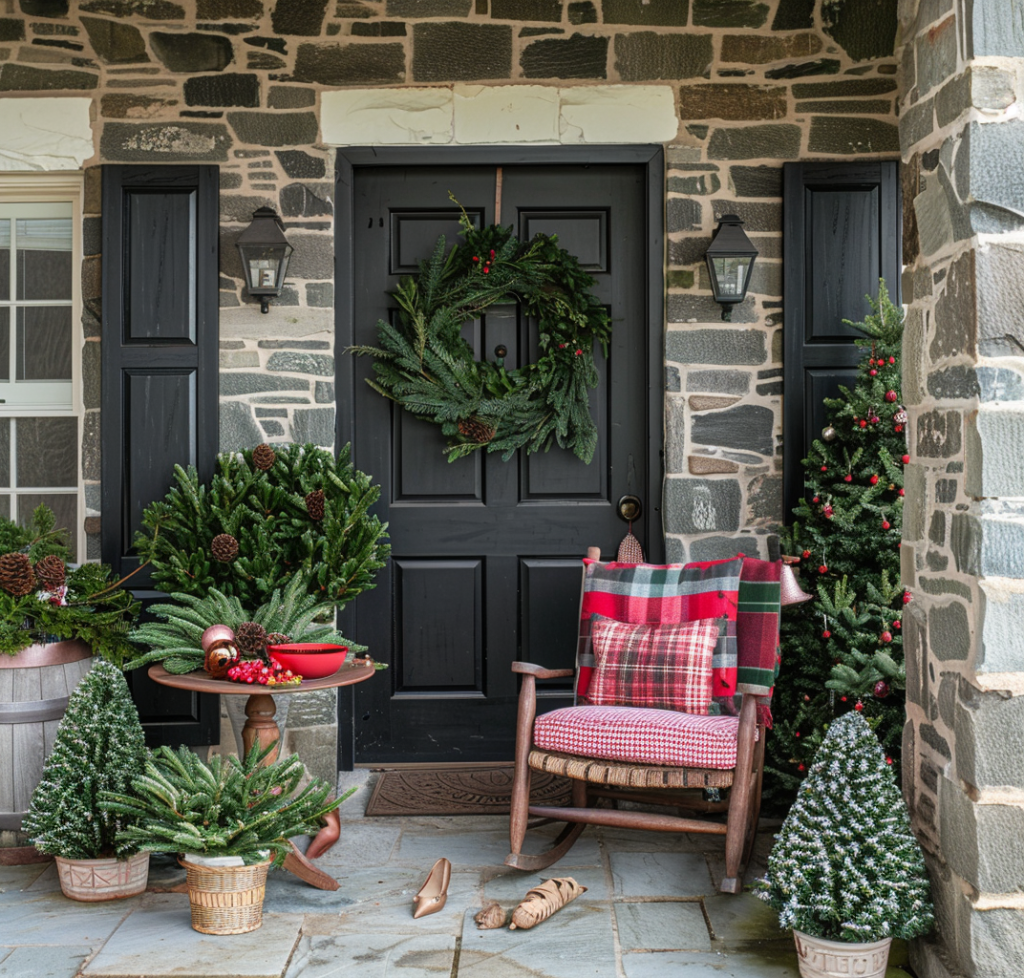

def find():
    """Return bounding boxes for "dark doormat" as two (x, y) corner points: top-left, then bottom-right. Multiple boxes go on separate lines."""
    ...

(364, 764), (572, 817)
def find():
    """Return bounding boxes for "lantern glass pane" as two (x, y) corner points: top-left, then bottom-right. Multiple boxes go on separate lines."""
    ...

(248, 257), (280, 290)
(712, 256), (752, 297)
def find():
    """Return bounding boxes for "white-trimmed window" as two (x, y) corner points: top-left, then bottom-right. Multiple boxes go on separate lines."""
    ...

(0, 174), (84, 560)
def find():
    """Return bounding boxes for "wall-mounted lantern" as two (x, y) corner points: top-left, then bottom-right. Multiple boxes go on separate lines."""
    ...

(235, 207), (294, 314)
(704, 214), (758, 322)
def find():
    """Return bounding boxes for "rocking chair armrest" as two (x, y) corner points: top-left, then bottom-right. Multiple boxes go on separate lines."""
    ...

(511, 661), (576, 680)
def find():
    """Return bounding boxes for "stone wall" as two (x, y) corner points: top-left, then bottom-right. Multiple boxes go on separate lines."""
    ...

(0, 0), (901, 563)
(898, 0), (1024, 975)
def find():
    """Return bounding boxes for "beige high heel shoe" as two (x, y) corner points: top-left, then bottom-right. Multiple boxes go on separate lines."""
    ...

(413, 857), (451, 918)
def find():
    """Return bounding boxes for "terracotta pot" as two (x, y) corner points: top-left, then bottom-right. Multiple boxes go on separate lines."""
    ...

(793, 930), (892, 978)
(0, 639), (92, 863)
(55, 851), (150, 901)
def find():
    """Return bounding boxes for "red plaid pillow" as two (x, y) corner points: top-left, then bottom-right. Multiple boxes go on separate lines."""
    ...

(585, 616), (719, 715)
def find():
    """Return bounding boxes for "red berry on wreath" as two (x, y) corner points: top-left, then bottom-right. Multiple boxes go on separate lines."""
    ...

(840, 695), (847, 702)
(489, 249), (495, 259)
(802, 549), (811, 559)
(874, 680), (891, 698)
(895, 424), (903, 433)
(870, 474), (879, 485)
(903, 591), (912, 603)
(893, 620), (901, 629)
(859, 419), (867, 428)
(482, 267), (490, 274)
(881, 631), (893, 643)
(898, 488), (905, 496)
(575, 348), (583, 356)
(812, 496), (820, 503)
(795, 731), (801, 737)
(869, 369), (877, 376)
(854, 701), (864, 711)
(844, 474), (852, 482)
(798, 763), (806, 772)
(472, 255), (479, 262)
(821, 465), (828, 472)
(888, 356), (896, 364)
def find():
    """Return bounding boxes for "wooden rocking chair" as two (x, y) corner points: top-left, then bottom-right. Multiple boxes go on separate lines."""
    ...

(506, 547), (783, 894)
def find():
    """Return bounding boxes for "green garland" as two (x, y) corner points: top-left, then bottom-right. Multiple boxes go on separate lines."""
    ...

(351, 204), (612, 463)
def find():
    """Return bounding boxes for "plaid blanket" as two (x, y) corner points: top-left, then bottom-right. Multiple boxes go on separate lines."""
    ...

(735, 556), (782, 727)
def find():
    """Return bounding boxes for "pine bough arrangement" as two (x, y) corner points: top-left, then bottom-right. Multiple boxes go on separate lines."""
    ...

(756, 711), (933, 944)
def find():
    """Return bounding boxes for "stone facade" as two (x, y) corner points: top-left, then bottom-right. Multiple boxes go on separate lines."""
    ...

(898, 0), (1024, 975)
(0, 0), (901, 564)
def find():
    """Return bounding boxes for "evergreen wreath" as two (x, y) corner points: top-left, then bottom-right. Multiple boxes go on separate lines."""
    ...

(351, 198), (612, 463)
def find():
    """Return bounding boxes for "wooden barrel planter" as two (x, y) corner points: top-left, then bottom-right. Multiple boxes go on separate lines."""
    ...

(0, 639), (93, 865)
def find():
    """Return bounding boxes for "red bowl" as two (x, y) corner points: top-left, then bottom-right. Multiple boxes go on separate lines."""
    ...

(267, 643), (347, 680)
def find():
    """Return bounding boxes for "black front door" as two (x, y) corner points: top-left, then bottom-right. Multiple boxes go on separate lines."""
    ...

(336, 149), (662, 765)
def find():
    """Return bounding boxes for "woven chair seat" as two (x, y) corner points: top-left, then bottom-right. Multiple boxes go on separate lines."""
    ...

(529, 748), (735, 789)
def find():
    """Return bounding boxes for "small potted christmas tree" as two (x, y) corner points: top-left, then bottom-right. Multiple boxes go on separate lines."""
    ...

(756, 710), (933, 978)
(22, 659), (150, 900)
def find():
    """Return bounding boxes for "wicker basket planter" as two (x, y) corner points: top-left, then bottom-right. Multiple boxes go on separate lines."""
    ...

(793, 931), (892, 978)
(55, 851), (150, 901)
(180, 856), (273, 935)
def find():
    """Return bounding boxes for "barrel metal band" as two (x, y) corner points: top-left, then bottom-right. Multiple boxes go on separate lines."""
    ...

(0, 812), (27, 831)
(0, 695), (70, 724)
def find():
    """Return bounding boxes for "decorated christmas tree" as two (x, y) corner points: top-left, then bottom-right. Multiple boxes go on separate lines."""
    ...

(765, 282), (909, 812)
(756, 710), (933, 944)
(23, 659), (148, 859)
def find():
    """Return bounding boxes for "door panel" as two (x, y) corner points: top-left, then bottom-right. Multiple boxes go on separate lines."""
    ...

(340, 158), (658, 764)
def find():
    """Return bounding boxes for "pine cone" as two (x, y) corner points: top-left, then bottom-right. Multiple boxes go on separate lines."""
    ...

(236, 621), (268, 658)
(34, 554), (67, 590)
(266, 632), (290, 647)
(305, 489), (325, 521)
(252, 443), (276, 471)
(211, 533), (239, 563)
(0, 552), (36, 597)
(457, 418), (496, 444)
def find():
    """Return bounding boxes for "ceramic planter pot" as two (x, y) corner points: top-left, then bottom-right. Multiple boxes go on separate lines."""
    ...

(793, 930), (892, 978)
(55, 851), (150, 901)
(179, 855), (273, 935)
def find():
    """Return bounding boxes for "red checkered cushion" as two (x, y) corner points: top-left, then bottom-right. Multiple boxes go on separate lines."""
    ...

(587, 617), (718, 715)
(576, 558), (741, 701)
(533, 705), (748, 769)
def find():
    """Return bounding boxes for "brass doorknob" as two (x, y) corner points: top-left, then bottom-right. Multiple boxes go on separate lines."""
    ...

(617, 495), (642, 522)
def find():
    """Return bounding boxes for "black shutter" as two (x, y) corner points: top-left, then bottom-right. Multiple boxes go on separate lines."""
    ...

(782, 161), (901, 522)
(101, 165), (220, 746)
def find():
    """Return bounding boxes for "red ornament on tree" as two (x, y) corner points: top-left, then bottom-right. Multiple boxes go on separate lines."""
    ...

(903, 590), (912, 604)
(870, 474), (879, 485)
(880, 630), (893, 643)
(818, 564), (828, 574)
(894, 424), (904, 433)
(854, 700), (864, 711)
(885, 390), (898, 402)
(869, 369), (877, 376)
(802, 549), (811, 559)
(886, 756), (894, 765)
(823, 504), (834, 518)
(888, 356), (896, 364)
(882, 520), (891, 530)
(858, 419), (867, 428)
(821, 465), (828, 472)
(822, 629), (831, 639)
(901, 454), (910, 464)
(874, 680), (891, 698)
(898, 488), (905, 496)
(812, 496), (820, 503)
(893, 620), (901, 629)
(844, 474), (852, 482)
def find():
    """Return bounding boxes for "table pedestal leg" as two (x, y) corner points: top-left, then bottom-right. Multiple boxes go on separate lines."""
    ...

(241, 692), (340, 891)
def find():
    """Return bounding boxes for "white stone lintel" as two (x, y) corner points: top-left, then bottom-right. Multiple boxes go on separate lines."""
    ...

(322, 84), (678, 147)
(0, 97), (94, 171)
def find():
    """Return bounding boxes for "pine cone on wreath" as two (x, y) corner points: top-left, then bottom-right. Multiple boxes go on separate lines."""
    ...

(236, 621), (268, 659)
(0, 552), (36, 597)
(457, 418), (496, 444)
(211, 533), (240, 563)
(252, 443), (276, 471)
(34, 554), (67, 590)
(305, 489), (326, 522)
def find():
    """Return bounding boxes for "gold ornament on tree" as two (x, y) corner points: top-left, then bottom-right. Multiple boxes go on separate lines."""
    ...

(0, 552), (36, 597)
(821, 425), (837, 442)
(210, 533), (239, 563)
(252, 443), (276, 471)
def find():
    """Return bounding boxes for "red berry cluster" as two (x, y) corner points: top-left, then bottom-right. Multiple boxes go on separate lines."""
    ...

(226, 658), (302, 686)
(472, 248), (498, 274)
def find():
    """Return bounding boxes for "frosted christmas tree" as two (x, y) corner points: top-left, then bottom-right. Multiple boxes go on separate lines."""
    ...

(757, 710), (933, 944)
(24, 659), (148, 859)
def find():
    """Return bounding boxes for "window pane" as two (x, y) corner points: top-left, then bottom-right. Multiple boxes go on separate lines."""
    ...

(15, 417), (77, 487)
(0, 307), (8, 382)
(0, 218), (9, 301)
(18, 493), (77, 561)
(15, 307), (72, 381)
(0, 495), (8, 521)
(15, 217), (72, 301)
(0, 421), (8, 488)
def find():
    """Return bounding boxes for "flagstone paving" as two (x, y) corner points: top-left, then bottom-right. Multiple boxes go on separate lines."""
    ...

(0, 771), (915, 978)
